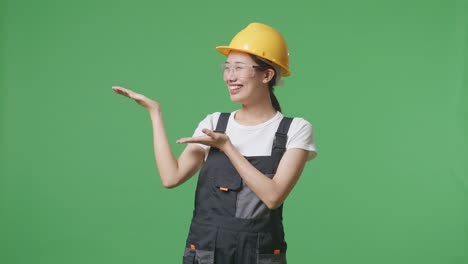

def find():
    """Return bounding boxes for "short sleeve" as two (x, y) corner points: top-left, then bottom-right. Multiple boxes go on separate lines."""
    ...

(191, 112), (221, 153)
(286, 118), (317, 161)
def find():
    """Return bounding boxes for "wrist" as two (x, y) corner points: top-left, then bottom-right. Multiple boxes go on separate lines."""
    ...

(148, 106), (162, 118)
(221, 140), (235, 154)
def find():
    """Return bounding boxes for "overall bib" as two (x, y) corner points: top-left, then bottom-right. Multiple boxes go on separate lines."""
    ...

(183, 113), (293, 264)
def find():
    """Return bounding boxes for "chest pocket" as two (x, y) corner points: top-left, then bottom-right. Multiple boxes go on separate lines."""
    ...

(211, 167), (242, 216)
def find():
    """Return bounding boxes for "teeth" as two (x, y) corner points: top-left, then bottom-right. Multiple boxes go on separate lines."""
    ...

(229, 85), (242, 90)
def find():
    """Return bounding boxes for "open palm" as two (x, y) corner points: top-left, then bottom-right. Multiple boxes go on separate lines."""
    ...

(112, 86), (159, 111)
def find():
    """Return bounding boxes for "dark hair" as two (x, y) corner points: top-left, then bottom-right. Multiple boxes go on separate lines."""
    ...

(250, 55), (282, 113)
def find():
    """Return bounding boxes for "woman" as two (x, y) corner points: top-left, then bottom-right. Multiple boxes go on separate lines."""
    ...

(112, 22), (317, 264)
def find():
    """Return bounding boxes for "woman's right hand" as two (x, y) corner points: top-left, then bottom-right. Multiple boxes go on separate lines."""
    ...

(112, 86), (160, 112)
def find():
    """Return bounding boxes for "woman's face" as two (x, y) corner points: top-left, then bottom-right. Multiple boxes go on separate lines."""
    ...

(223, 51), (269, 104)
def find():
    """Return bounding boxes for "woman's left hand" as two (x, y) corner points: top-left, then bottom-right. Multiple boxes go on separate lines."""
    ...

(176, 129), (231, 151)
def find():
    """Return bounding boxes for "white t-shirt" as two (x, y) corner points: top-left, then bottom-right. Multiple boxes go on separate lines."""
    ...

(192, 111), (317, 161)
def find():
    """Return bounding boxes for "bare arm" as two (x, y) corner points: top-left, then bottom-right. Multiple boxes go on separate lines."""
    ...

(223, 143), (308, 209)
(149, 109), (205, 188)
(112, 86), (205, 188)
(177, 128), (309, 209)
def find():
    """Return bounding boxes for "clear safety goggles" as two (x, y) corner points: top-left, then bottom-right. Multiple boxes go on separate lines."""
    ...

(222, 62), (261, 78)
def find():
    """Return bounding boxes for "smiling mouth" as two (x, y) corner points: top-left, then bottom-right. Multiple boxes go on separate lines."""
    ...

(228, 85), (242, 95)
(229, 85), (243, 90)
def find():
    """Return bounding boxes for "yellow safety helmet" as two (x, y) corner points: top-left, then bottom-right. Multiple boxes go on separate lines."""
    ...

(216, 22), (291, 77)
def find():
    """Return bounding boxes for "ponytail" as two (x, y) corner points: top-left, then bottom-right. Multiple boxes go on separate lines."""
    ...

(250, 55), (283, 113)
(269, 87), (282, 113)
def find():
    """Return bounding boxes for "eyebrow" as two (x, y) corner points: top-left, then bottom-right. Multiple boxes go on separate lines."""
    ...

(224, 61), (247, 64)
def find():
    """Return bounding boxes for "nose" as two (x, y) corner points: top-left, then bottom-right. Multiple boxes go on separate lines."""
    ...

(224, 69), (237, 81)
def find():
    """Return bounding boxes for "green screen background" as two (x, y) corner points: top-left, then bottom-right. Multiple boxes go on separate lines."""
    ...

(1, 0), (467, 263)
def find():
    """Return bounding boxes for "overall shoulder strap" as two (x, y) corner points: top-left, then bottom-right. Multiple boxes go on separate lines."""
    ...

(205, 113), (231, 157)
(214, 112), (231, 133)
(272, 117), (294, 167)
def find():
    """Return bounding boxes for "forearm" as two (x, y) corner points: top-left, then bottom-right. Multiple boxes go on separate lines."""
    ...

(223, 142), (282, 209)
(173, 128), (307, 205)
(148, 108), (180, 188)
(112, 85), (202, 187)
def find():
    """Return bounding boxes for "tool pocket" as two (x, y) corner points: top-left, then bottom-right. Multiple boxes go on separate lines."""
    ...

(258, 253), (287, 264)
(182, 247), (196, 264)
(183, 223), (217, 264)
(212, 167), (242, 216)
(257, 231), (287, 264)
(183, 247), (215, 264)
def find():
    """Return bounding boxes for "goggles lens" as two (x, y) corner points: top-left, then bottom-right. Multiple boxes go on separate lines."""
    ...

(222, 63), (259, 78)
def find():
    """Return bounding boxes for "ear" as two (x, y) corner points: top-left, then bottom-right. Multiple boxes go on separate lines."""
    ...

(262, 69), (275, 83)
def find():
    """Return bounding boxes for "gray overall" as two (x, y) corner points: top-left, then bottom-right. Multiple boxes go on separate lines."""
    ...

(183, 113), (293, 264)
